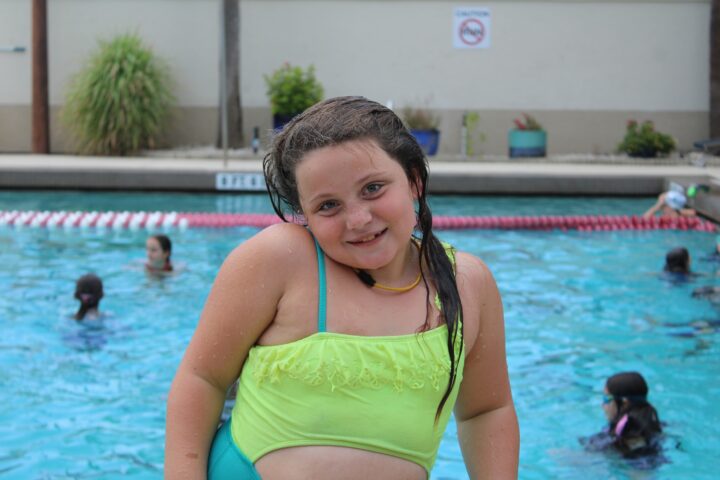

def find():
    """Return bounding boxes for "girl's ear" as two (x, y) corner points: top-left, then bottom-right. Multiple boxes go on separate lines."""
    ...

(410, 175), (423, 200)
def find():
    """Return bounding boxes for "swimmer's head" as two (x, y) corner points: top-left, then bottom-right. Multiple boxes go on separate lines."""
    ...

(606, 371), (649, 403)
(664, 246), (690, 274)
(263, 96), (427, 221)
(74, 273), (103, 308)
(146, 234), (172, 271)
(664, 190), (686, 211)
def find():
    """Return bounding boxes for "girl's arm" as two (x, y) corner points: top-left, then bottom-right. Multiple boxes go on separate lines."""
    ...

(164, 225), (293, 478)
(454, 254), (519, 479)
(642, 193), (666, 218)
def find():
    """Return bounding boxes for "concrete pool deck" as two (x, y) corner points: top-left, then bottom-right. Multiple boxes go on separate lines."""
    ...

(3, 152), (720, 221)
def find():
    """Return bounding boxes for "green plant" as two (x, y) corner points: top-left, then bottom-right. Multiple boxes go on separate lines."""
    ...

(264, 63), (324, 116)
(402, 106), (440, 130)
(63, 33), (174, 156)
(618, 120), (675, 158)
(512, 113), (543, 131)
(463, 111), (486, 156)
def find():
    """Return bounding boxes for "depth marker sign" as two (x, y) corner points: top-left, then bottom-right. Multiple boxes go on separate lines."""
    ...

(453, 7), (491, 49)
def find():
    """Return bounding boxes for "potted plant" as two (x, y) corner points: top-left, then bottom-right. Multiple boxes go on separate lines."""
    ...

(402, 106), (441, 156)
(618, 120), (675, 158)
(508, 113), (546, 158)
(264, 63), (324, 130)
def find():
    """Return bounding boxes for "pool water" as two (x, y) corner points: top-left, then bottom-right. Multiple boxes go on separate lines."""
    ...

(0, 191), (718, 479)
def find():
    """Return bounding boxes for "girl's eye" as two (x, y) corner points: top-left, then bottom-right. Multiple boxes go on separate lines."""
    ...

(365, 183), (383, 195)
(318, 200), (338, 212)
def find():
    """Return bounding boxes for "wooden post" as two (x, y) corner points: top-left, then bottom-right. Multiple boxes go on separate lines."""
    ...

(32, 0), (50, 153)
(217, 0), (243, 150)
(712, 0), (720, 138)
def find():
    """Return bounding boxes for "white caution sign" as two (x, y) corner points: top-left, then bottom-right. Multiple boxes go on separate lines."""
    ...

(453, 7), (491, 49)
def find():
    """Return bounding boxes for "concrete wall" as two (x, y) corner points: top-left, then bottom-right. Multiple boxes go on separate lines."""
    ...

(0, 0), (711, 154)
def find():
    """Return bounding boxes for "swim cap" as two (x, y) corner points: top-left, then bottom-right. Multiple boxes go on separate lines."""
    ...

(664, 190), (686, 210)
(606, 371), (649, 401)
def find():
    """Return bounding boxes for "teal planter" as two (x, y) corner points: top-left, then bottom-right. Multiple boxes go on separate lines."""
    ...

(508, 129), (547, 158)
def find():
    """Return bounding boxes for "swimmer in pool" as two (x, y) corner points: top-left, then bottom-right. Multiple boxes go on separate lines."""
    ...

(74, 273), (103, 321)
(601, 372), (663, 457)
(643, 191), (696, 219)
(146, 234), (173, 274)
(581, 371), (664, 465)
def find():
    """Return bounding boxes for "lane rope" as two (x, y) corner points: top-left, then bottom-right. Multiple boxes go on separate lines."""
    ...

(0, 210), (715, 232)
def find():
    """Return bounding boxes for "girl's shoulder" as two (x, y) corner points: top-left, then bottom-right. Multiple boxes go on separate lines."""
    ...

(226, 222), (315, 271)
(453, 250), (497, 290)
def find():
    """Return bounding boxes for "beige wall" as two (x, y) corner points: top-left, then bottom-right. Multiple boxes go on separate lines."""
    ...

(0, 0), (711, 154)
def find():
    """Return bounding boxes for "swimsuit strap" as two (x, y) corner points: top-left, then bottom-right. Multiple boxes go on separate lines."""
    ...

(313, 237), (327, 333)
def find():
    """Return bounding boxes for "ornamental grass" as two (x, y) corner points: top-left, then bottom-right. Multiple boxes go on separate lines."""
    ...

(63, 33), (174, 156)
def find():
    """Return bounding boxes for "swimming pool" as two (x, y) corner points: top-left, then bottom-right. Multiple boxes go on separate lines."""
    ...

(0, 191), (717, 479)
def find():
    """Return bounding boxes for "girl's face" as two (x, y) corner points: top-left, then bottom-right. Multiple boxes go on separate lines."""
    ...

(146, 237), (169, 269)
(295, 140), (417, 275)
(602, 386), (617, 421)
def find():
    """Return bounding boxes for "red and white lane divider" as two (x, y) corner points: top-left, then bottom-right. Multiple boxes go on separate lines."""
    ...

(0, 211), (716, 232)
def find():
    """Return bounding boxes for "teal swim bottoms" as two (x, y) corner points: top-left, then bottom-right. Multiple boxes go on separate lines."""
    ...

(208, 419), (262, 480)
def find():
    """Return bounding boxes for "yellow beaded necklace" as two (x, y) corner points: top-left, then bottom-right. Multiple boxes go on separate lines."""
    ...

(355, 241), (422, 293)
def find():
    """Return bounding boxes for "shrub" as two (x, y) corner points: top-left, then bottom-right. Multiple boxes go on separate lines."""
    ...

(63, 33), (174, 156)
(264, 63), (324, 116)
(618, 120), (675, 158)
(402, 106), (440, 130)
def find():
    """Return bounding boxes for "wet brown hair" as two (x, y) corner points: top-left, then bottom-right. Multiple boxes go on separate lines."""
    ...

(74, 273), (104, 320)
(263, 96), (463, 420)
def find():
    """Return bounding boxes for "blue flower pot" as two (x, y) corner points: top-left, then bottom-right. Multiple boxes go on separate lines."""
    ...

(410, 129), (440, 156)
(508, 129), (547, 158)
(272, 113), (298, 132)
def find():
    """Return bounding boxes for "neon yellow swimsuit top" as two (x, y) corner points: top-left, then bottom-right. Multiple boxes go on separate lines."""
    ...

(229, 240), (464, 474)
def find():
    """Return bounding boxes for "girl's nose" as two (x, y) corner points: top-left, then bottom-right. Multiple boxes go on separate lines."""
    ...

(346, 204), (372, 230)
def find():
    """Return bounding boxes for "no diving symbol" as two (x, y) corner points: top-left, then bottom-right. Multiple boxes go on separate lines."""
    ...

(459, 18), (485, 46)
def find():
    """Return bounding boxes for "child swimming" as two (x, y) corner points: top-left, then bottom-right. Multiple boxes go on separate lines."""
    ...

(165, 96), (519, 479)
(73, 273), (103, 321)
(145, 234), (173, 273)
(582, 371), (663, 462)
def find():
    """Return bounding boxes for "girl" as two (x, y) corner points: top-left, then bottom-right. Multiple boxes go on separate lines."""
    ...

(146, 234), (173, 273)
(165, 97), (519, 479)
(601, 372), (662, 457)
(74, 273), (103, 321)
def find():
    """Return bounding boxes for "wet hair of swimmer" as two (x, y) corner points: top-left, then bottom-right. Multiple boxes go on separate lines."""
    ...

(74, 273), (104, 320)
(263, 96), (463, 422)
(664, 247), (690, 274)
(606, 372), (662, 455)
